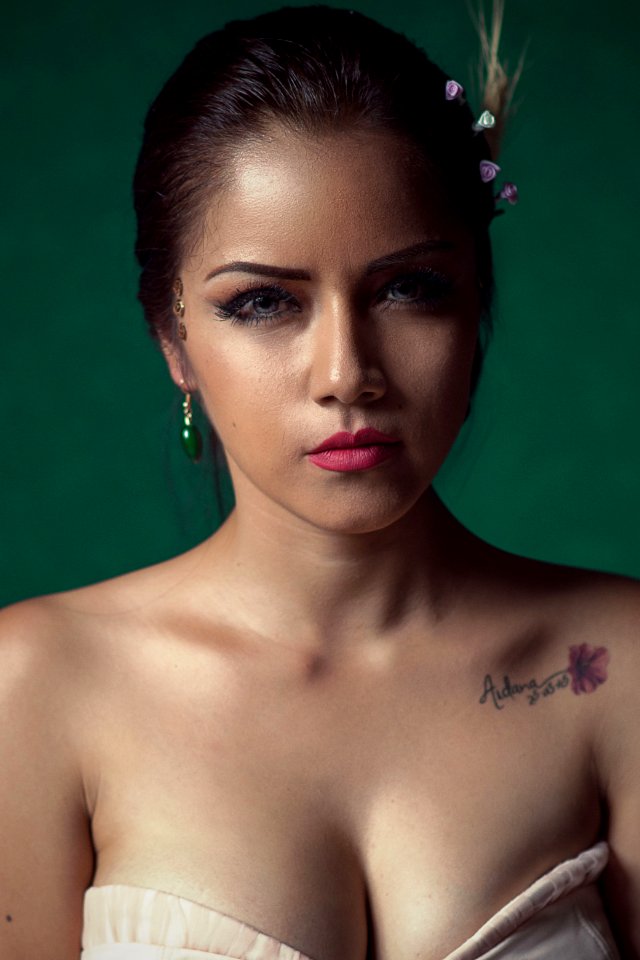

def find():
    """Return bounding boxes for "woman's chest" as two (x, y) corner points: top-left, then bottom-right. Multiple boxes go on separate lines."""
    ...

(83, 640), (601, 960)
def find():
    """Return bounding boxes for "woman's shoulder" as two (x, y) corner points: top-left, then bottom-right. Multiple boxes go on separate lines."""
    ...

(496, 549), (640, 755)
(0, 538), (218, 685)
(0, 590), (85, 686)
(557, 564), (640, 757)
(4, 537), (214, 622)
(522, 554), (640, 631)
(542, 559), (639, 652)
(541, 561), (640, 703)
(481, 541), (640, 629)
(472, 543), (640, 697)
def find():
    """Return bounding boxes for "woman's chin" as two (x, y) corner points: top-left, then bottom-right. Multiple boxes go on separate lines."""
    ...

(284, 485), (431, 536)
(226, 450), (442, 535)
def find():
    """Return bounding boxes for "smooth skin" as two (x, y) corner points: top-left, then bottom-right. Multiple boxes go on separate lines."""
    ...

(1, 128), (639, 960)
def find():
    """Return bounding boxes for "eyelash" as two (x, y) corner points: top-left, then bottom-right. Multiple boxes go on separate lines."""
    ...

(212, 267), (455, 327)
(378, 268), (455, 312)
(213, 281), (298, 327)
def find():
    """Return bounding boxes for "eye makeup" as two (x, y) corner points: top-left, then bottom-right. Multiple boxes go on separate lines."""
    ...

(210, 266), (457, 328)
(212, 281), (300, 327)
(375, 266), (455, 311)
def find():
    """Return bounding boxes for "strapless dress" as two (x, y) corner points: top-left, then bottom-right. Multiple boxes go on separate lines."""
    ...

(81, 842), (620, 959)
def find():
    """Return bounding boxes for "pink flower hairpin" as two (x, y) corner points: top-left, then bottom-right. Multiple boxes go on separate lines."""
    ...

(480, 160), (501, 183)
(496, 182), (519, 204)
(445, 79), (465, 102)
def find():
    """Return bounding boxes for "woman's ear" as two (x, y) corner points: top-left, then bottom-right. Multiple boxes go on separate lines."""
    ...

(159, 337), (200, 398)
(159, 277), (199, 391)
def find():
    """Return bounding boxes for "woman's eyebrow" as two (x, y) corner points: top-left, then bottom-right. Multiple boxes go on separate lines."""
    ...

(205, 262), (310, 282)
(364, 240), (456, 274)
(203, 240), (456, 283)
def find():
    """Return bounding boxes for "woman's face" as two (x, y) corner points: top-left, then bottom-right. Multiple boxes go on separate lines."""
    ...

(168, 127), (481, 533)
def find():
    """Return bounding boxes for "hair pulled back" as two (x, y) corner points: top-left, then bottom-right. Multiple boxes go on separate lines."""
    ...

(134, 4), (519, 381)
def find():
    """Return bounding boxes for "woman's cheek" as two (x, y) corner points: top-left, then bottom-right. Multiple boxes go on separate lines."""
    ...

(200, 365), (296, 459)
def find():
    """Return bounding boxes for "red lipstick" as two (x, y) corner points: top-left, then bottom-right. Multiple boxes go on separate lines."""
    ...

(308, 428), (401, 472)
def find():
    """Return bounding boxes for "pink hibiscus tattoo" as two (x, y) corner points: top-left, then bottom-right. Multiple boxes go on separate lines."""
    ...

(567, 643), (609, 695)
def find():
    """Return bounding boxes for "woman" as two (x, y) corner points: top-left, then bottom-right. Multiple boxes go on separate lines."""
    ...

(1, 4), (638, 959)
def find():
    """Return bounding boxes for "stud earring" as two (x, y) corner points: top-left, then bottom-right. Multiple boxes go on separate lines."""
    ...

(173, 278), (185, 313)
(180, 391), (203, 463)
(173, 277), (186, 339)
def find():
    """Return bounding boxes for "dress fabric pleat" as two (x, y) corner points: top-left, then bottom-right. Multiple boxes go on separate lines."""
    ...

(81, 842), (620, 960)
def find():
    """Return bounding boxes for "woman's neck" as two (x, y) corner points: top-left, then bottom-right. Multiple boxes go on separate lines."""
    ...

(198, 485), (485, 652)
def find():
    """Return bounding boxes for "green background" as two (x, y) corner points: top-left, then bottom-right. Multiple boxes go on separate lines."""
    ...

(2, 0), (639, 607)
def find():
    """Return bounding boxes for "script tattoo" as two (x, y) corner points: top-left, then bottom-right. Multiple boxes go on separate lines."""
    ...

(479, 643), (609, 711)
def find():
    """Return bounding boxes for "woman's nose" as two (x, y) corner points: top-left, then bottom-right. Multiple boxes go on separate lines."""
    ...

(309, 302), (387, 406)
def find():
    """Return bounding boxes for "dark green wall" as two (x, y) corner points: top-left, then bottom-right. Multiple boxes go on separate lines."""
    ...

(2, 0), (639, 606)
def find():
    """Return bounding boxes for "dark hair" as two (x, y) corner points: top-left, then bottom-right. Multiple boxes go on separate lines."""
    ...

(134, 4), (503, 396)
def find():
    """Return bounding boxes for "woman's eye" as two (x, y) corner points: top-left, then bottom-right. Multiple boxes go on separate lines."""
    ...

(381, 269), (454, 309)
(388, 278), (423, 300)
(243, 293), (282, 320)
(213, 284), (299, 326)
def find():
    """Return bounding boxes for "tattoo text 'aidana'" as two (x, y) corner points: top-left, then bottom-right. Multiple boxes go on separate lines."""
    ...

(479, 643), (609, 711)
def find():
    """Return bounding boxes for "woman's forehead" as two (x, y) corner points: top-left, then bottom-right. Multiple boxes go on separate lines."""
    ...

(190, 128), (471, 276)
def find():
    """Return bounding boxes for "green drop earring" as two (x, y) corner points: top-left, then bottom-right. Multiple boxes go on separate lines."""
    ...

(173, 278), (202, 463)
(181, 391), (203, 463)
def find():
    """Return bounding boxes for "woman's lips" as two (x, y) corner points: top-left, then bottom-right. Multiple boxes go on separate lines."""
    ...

(308, 428), (401, 472)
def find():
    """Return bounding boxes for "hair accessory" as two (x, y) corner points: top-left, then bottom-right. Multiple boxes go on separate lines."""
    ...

(496, 181), (519, 204)
(445, 79), (464, 102)
(472, 109), (496, 132)
(181, 392), (203, 463)
(480, 160), (501, 183)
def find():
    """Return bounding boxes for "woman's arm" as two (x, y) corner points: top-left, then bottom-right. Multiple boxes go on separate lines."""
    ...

(594, 578), (640, 957)
(0, 598), (95, 959)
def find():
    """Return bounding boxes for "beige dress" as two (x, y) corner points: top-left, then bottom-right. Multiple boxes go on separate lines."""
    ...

(81, 842), (620, 960)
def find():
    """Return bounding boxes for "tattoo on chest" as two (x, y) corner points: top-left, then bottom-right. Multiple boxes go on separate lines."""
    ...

(479, 643), (610, 711)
